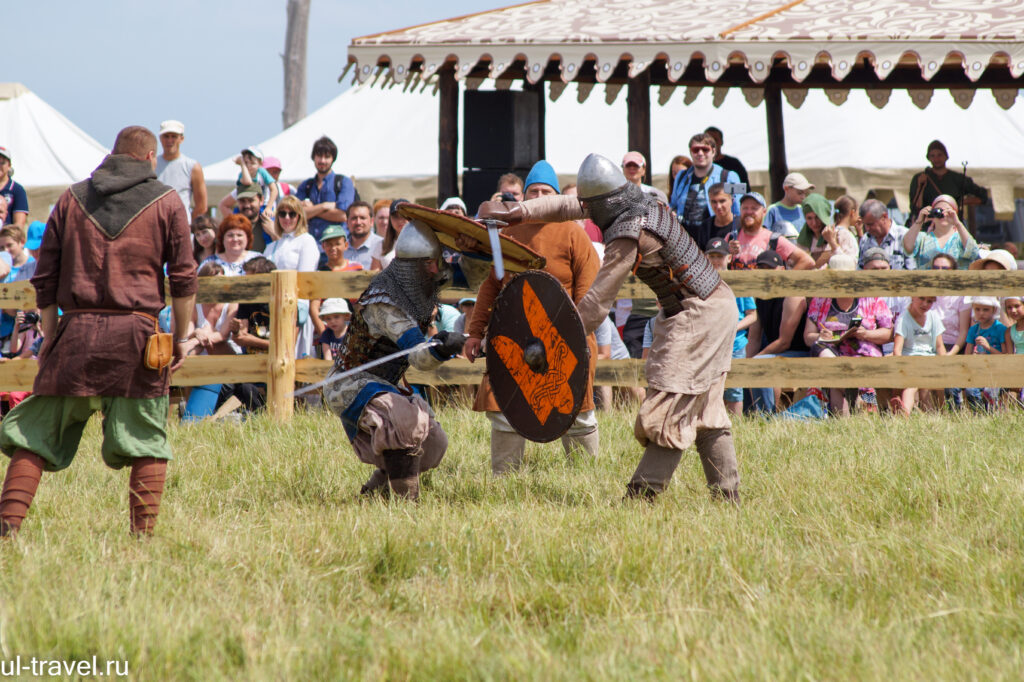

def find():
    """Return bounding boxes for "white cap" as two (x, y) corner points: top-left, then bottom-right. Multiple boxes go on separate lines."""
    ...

(971, 296), (1000, 309)
(241, 145), (264, 160)
(783, 172), (814, 191)
(159, 120), (185, 136)
(440, 196), (467, 212)
(319, 298), (350, 316)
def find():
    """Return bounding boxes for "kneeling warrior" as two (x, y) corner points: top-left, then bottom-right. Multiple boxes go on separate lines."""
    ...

(480, 154), (740, 501)
(323, 219), (465, 500)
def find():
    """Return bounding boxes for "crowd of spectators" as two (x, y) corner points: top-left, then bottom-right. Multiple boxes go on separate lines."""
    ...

(2, 125), (1019, 420)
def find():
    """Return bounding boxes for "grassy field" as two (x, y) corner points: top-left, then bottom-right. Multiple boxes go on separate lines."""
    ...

(0, 406), (1021, 680)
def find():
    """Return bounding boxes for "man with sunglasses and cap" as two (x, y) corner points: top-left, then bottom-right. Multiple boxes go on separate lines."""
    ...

(669, 133), (740, 241)
(0, 146), (28, 228)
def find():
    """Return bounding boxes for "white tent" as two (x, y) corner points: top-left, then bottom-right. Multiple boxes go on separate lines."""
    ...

(0, 83), (109, 187)
(205, 82), (1024, 213)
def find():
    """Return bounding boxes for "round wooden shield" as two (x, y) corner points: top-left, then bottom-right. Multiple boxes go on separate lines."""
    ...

(486, 270), (589, 442)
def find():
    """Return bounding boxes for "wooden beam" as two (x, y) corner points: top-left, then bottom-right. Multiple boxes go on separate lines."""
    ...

(302, 355), (1024, 390)
(764, 86), (788, 203)
(2, 269), (1020, 313)
(173, 356), (268, 386)
(627, 70), (653, 185)
(524, 80), (546, 159)
(268, 270), (298, 420)
(438, 65), (459, 204)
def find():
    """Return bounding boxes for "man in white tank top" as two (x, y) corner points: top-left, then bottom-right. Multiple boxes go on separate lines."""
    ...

(156, 120), (207, 222)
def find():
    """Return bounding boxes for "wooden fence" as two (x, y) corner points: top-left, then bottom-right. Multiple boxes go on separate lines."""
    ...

(2, 269), (1023, 420)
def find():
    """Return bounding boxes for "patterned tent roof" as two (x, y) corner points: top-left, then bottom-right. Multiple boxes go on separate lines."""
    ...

(347, 0), (1024, 107)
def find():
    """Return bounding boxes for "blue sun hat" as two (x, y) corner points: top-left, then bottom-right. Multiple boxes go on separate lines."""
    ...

(25, 220), (45, 250)
(524, 160), (560, 194)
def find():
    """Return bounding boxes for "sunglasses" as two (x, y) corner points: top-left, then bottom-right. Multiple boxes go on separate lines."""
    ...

(931, 265), (953, 270)
(277, 210), (298, 219)
(689, 146), (713, 154)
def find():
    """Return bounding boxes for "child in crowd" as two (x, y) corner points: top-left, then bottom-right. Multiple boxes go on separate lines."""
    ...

(705, 238), (756, 414)
(0, 309), (42, 411)
(234, 146), (279, 208)
(230, 257), (275, 353)
(892, 296), (946, 415)
(1003, 295), (1024, 354)
(1004, 295), (1024, 405)
(310, 224), (362, 337)
(964, 296), (1006, 410)
(317, 298), (351, 362)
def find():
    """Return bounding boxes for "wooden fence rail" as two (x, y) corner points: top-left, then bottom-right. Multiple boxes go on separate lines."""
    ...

(2, 269), (1022, 419)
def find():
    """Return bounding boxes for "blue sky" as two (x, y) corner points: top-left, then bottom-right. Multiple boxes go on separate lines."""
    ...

(11, 0), (505, 165)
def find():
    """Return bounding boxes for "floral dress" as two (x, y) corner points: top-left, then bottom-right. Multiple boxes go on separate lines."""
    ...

(807, 297), (893, 358)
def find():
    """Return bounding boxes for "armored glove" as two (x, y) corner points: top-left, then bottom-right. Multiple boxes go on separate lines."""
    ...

(476, 201), (525, 225)
(432, 331), (467, 359)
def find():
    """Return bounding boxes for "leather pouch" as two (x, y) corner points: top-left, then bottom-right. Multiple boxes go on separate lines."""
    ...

(144, 332), (174, 371)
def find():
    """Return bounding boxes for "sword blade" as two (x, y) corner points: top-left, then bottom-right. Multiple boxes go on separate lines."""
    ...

(290, 339), (441, 397)
(487, 226), (505, 280)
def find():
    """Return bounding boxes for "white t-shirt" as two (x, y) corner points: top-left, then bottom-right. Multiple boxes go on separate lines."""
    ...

(896, 308), (945, 356)
(595, 317), (630, 360)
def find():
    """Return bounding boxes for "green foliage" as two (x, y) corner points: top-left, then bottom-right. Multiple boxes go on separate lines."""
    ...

(0, 408), (1022, 680)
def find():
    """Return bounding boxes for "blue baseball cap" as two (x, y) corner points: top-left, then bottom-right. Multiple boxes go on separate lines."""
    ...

(25, 220), (45, 250)
(740, 191), (767, 208)
(524, 159), (560, 194)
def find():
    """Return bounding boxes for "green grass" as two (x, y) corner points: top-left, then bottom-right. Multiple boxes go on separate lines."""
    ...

(0, 407), (1022, 680)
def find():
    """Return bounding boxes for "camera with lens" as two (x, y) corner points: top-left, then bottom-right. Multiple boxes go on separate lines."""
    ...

(17, 311), (40, 333)
(928, 207), (945, 219)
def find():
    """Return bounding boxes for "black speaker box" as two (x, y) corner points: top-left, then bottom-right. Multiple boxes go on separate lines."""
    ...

(464, 90), (541, 170)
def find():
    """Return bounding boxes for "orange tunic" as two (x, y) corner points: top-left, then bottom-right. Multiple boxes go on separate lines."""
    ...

(467, 220), (600, 413)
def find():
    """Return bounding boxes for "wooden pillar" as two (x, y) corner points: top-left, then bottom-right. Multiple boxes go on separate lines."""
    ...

(627, 71), (653, 185)
(764, 86), (789, 203)
(438, 66), (459, 204)
(524, 80), (546, 159)
(268, 270), (297, 421)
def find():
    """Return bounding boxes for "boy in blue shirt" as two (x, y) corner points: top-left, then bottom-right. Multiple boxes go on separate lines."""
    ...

(964, 296), (1006, 410)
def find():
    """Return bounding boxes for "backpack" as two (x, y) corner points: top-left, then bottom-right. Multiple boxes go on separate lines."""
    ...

(299, 174), (360, 204)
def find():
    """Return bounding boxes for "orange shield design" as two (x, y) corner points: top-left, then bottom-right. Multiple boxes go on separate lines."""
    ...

(486, 271), (589, 442)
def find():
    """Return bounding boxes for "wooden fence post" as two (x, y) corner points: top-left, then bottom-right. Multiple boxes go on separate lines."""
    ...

(268, 270), (298, 420)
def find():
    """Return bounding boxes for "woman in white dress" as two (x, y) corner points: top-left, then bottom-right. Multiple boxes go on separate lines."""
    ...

(263, 196), (319, 357)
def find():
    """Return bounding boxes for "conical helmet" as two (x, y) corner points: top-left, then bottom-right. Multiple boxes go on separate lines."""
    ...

(394, 218), (441, 260)
(577, 153), (628, 199)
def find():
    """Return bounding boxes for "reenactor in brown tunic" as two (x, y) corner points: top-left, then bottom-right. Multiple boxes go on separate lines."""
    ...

(0, 126), (197, 537)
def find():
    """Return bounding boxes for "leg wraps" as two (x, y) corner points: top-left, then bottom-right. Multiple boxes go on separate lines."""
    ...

(489, 425), (526, 476)
(382, 448), (421, 500)
(0, 449), (45, 536)
(560, 410), (600, 460)
(695, 427), (740, 498)
(129, 457), (167, 536)
(561, 428), (599, 460)
(626, 443), (684, 498)
(359, 468), (389, 497)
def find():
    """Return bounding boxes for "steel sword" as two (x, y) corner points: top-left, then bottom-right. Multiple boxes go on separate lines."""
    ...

(479, 218), (507, 280)
(289, 339), (442, 397)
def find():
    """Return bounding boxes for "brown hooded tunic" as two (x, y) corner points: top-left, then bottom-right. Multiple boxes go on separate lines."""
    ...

(31, 155), (197, 398)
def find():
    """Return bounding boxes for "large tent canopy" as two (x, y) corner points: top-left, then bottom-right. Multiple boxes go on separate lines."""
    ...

(205, 81), (1024, 215)
(347, 0), (1024, 105)
(346, 0), (1024, 209)
(0, 83), (108, 187)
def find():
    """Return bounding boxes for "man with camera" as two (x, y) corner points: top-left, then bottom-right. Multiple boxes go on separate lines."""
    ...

(908, 140), (988, 220)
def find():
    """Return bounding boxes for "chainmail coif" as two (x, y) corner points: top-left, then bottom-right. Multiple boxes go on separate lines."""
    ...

(586, 181), (650, 232)
(359, 257), (439, 327)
